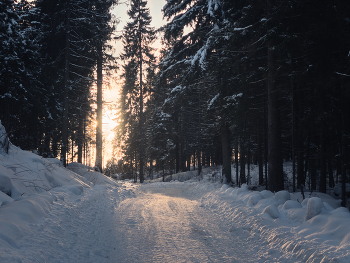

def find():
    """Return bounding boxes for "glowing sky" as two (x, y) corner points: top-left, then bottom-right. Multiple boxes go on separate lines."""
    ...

(102, 0), (166, 166)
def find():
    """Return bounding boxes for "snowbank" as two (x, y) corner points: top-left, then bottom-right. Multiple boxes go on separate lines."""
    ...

(198, 182), (350, 262)
(0, 122), (120, 250)
(67, 162), (118, 186)
(141, 178), (350, 261)
(0, 146), (90, 203)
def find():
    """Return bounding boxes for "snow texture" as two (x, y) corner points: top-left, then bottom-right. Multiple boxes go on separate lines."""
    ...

(305, 197), (325, 220)
(0, 139), (349, 262)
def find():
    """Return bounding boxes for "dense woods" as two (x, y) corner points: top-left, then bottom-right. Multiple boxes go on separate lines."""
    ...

(112, 0), (350, 203)
(0, 0), (117, 167)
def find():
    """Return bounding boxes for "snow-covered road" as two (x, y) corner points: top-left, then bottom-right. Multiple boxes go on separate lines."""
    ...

(1, 180), (350, 263)
(113, 186), (243, 263)
(0, 181), (257, 263)
(12, 183), (247, 263)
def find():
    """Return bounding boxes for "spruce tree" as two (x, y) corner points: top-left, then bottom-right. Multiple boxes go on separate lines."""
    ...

(0, 0), (44, 149)
(118, 0), (155, 183)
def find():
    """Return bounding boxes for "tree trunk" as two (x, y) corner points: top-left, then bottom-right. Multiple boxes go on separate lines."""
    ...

(240, 141), (246, 185)
(247, 136), (251, 185)
(264, 101), (268, 189)
(296, 83), (305, 189)
(77, 111), (83, 163)
(341, 98), (347, 206)
(291, 75), (296, 192)
(95, 43), (103, 172)
(197, 150), (202, 177)
(221, 123), (232, 184)
(187, 154), (191, 171)
(319, 125), (327, 193)
(267, 22), (283, 192)
(235, 140), (239, 185)
(258, 126), (264, 185)
(61, 3), (70, 167)
(175, 112), (180, 173)
(138, 4), (144, 183)
(328, 151), (335, 188)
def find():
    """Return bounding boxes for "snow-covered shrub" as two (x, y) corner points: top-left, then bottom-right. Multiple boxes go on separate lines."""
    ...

(0, 173), (13, 197)
(331, 183), (350, 199)
(237, 184), (249, 194)
(247, 193), (264, 206)
(0, 120), (9, 153)
(263, 204), (280, 219)
(275, 190), (291, 205)
(282, 200), (302, 210)
(305, 197), (324, 221)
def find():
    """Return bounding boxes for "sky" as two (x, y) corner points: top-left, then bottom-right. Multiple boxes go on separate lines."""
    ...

(102, 0), (167, 166)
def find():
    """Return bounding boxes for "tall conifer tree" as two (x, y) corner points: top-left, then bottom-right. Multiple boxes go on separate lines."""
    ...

(118, 0), (154, 183)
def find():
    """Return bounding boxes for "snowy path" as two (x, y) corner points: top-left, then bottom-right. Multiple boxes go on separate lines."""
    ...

(1, 181), (349, 262)
(1, 183), (252, 263)
(112, 187), (245, 263)
(8, 185), (124, 262)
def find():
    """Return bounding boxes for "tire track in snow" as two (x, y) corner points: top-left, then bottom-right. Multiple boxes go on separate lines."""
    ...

(110, 187), (250, 263)
(5, 183), (260, 262)
(13, 185), (126, 263)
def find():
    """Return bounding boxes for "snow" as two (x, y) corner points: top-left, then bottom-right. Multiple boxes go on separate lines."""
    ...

(305, 197), (324, 220)
(207, 0), (220, 17)
(208, 92), (220, 110)
(0, 121), (350, 261)
(0, 120), (9, 153)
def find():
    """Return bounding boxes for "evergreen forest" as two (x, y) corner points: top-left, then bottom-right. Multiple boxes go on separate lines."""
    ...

(1, 0), (350, 204)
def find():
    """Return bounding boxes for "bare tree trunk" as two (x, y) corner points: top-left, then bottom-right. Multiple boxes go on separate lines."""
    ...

(83, 119), (86, 165)
(235, 140), (239, 185)
(240, 140), (246, 184)
(258, 124), (264, 185)
(197, 86), (202, 177)
(291, 69), (296, 192)
(264, 101), (268, 189)
(341, 96), (347, 206)
(187, 154), (191, 171)
(297, 83), (305, 189)
(138, 3), (144, 183)
(77, 112), (83, 163)
(95, 43), (103, 172)
(319, 125), (327, 193)
(247, 135), (251, 185)
(61, 3), (70, 167)
(221, 123), (232, 184)
(267, 37), (283, 192)
(197, 150), (202, 176)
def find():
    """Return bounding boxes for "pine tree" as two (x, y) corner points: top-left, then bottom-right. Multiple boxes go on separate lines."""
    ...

(118, 0), (155, 182)
(0, 0), (44, 149)
(161, 0), (238, 183)
(35, 0), (117, 166)
(92, 0), (118, 172)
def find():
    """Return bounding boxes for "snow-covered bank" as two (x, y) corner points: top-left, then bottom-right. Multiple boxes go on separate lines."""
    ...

(0, 134), (120, 257)
(142, 181), (350, 262)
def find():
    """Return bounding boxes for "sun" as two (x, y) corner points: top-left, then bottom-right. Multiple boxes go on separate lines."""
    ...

(102, 87), (120, 166)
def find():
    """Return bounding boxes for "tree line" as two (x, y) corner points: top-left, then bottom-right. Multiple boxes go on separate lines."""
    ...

(0, 0), (117, 170)
(111, 0), (350, 203)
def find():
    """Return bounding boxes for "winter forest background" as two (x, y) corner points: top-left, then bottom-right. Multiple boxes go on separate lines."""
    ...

(1, 1), (350, 205)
